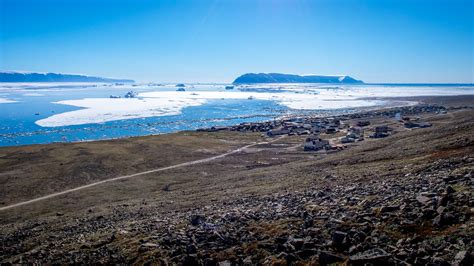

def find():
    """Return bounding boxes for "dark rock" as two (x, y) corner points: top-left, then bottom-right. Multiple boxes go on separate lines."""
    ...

(190, 214), (206, 226)
(380, 205), (400, 213)
(332, 231), (349, 251)
(439, 194), (450, 207)
(203, 258), (218, 266)
(446, 186), (456, 194)
(289, 238), (305, 250)
(318, 250), (346, 264)
(431, 257), (450, 266)
(182, 254), (200, 265)
(297, 248), (318, 259)
(186, 243), (197, 254)
(453, 250), (472, 266)
(285, 253), (300, 264)
(433, 213), (456, 227)
(414, 256), (430, 265)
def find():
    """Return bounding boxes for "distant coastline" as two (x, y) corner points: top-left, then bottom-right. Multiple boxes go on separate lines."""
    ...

(366, 83), (474, 87)
(0, 71), (134, 83)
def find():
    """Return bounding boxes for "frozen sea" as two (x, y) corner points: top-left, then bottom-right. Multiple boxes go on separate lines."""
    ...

(0, 82), (473, 147)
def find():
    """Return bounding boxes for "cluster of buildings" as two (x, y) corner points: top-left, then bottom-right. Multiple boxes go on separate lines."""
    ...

(200, 116), (393, 152)
(265, 117), (345, 136)
(201, 117), (344, 135)
(199, 105), (440, 153)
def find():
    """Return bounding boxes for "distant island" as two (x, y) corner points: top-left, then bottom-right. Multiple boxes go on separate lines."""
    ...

(0, 71), (134, 83)
(233, 73), (363, 84)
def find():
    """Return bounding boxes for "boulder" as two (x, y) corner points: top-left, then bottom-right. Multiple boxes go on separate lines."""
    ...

(453, 250), (472, 266)
(318, 250), (346, 264)
(380, 205), (400, 213)
(190, 214), (206, 226)
(349, 248), (391, 265)
(433, 213), (456, 227)
(332, 231), (349, 251)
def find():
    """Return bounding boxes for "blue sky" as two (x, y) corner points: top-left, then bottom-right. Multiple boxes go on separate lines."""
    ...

(0, 0), (472, 83)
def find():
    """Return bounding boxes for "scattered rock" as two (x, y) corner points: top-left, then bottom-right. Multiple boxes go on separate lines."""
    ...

(349, 248), (391, 265)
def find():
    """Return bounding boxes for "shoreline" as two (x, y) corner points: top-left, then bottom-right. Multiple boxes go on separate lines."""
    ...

(3, 95), (471, 149)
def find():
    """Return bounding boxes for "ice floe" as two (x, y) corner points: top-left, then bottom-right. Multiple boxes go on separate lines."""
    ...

(0, 98), (18, 103)
(35, 97), (206, 127)
(139, 91), (380, 110)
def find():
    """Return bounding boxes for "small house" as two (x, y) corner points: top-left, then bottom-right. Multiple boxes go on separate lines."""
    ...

(340, 136), (355, 143)
(349, 126), (364, 135)
(375, 125), (389, 133)
(304, 137), (330, 151)
(266, 129), (290, 137)
(357, 121), (371, 127)
(369, 125), (390, 138)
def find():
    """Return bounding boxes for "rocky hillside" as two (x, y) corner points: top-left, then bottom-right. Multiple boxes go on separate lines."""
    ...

(1, 99), (473, 265)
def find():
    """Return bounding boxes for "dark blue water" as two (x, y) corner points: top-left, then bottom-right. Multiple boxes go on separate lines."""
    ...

(0, 87), (289, 146)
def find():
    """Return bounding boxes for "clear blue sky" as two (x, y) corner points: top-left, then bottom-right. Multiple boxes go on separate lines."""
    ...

(0, 0), (472, 83)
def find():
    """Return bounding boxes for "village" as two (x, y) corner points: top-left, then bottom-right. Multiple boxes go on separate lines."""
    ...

(198, 104), (443, 153)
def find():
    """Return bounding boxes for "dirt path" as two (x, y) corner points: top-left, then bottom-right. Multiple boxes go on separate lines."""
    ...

(0, 137), (284, 211)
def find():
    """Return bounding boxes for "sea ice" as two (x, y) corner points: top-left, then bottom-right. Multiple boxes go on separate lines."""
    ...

(34, 84), (474, 127)
(0, 97), (18, 103)
(35, 90), (379, 127)
(35, 97), (206, 127)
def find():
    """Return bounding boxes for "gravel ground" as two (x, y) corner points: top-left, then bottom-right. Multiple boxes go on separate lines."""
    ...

(1, 96), (473, 265)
